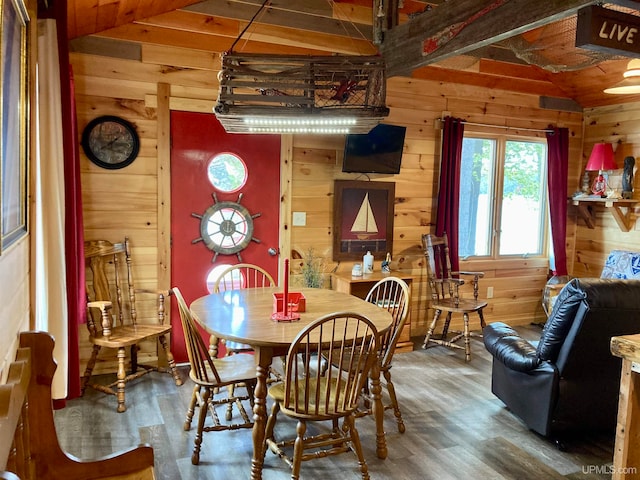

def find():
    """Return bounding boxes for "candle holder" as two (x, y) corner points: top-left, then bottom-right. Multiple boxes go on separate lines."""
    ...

(273, 292), (306, 313)
(271, 292), (304, 322)
(271, 258), (302, 322)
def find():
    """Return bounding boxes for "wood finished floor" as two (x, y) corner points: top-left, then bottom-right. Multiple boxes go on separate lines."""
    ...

(54, 327), (615, 480)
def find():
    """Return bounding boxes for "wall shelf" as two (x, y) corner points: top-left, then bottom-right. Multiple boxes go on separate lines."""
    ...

(571, 197), (637, 232)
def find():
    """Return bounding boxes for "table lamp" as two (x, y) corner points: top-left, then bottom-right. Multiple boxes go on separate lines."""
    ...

(585, 143), (617, 197)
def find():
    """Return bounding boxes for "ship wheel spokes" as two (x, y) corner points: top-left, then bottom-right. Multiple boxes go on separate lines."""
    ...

(192, 194), (263, 260)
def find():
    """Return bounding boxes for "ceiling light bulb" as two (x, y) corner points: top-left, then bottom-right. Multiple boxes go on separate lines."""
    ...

(623, 58), (640, 77)
(604, 59), (640, 94)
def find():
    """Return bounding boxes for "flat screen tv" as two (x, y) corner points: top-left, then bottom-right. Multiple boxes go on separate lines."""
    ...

(342, 123), (406, 174)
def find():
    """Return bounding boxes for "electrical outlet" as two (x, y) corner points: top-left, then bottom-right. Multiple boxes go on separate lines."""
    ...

(487, 286), (494, 299)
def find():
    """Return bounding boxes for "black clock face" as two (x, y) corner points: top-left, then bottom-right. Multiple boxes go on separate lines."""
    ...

(82, 116), (140, 169)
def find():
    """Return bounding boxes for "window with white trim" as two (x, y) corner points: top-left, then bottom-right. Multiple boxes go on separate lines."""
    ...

(459, 135), (548, 259)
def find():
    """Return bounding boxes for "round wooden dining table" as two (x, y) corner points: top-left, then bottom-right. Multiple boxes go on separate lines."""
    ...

(190, 287), (393, 480)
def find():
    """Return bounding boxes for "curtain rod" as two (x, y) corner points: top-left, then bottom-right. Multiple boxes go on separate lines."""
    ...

(440, 118), (554, 134)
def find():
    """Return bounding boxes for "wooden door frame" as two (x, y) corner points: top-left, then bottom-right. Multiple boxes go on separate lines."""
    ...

(155, 82), (292, 302)
(157, 84), (171, 294)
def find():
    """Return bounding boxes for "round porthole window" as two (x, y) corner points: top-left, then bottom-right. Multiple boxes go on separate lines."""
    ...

(207, 153), (247, 192)
(201, 202), (252, 253)
(192, 193), (262, 263)
(206, 264), (235, 293)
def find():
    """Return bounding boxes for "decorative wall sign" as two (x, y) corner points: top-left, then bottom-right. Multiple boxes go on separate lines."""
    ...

(332, 180), (395, 262)
(576, 5), (640, 56)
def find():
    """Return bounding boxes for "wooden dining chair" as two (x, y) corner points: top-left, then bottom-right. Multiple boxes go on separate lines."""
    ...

(172, 287), (256, 465)
(211, 263), (276, 357)
(360, 276), (410, 433)
(264, 312), (379, 480)
(422, 233), (488, 361)
(212, 263), (277, 420)
(82, 237), (182, 413)
(321, 276), (410, 433)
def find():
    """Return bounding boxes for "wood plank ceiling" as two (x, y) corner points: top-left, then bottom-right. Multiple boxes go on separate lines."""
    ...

(64, 0), (640, 108)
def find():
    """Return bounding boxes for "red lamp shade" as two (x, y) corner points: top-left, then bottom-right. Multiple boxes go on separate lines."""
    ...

(585, 143), (617, 171)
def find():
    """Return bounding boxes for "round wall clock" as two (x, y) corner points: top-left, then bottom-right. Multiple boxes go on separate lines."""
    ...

(81, 115), (140, 169)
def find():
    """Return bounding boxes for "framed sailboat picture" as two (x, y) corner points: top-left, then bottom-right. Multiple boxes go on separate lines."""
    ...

(332, 180), (395, 261)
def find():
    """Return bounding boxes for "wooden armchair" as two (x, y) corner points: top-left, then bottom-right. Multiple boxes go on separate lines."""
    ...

(421, 233), (488, 361)
(1, 331), (155, 480)
(83, 237), (182, 412)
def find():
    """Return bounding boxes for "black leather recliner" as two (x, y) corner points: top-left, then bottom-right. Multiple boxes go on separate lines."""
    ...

(483, 278), (640, 437)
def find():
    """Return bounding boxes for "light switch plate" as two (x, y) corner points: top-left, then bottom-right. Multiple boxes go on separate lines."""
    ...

(292, 211), (306, 226)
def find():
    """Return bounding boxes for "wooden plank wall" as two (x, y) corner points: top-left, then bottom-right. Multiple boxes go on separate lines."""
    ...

(71, 43), (585, 370)
(0, 241), (30, 381)
(290, 77), (584, 336)
(1, 0), (36, 381)
(575, 102), (640, 276)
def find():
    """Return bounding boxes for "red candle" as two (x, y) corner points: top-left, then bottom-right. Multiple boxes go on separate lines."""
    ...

(283, 258), (289, 314)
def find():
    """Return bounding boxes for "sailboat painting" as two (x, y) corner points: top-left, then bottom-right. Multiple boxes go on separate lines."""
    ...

(333, 180), (395, 261)
(351, 193), (378, 239)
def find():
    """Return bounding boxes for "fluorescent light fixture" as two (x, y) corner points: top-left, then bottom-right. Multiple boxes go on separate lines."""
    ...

(248, 127), (351, 134)
(238, 116), (380, 134)
(216, 114), (386, 134)
(245, 117), (355, 134)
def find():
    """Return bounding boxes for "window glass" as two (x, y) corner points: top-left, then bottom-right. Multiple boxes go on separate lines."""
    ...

(499, 140), (547, 255)
(207, 153), (247, 192)
(205, 206), (250, 250)
(459, 138), (495, 258)
(206, 264), (240, 293)
(459, 136), (547, 259)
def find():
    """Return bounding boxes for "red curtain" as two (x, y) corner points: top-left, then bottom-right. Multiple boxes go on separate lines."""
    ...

(63, 65), (85, 400)
(436, 117), (465, 272)
(546, 127), (569, 277)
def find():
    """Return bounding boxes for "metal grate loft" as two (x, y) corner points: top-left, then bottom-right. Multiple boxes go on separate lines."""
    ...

(214, 53), (389, 134)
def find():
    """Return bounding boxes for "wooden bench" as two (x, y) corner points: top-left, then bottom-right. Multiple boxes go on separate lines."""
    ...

(0, 331), (156, 480)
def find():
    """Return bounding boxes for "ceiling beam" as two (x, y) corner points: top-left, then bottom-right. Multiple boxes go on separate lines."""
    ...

(380, 0), (598, 77)
(607, 0), (640, 9)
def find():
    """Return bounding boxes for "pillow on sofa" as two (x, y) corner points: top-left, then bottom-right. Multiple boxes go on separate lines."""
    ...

(536, 279), (586, 363)
(601, 250), (640, 279)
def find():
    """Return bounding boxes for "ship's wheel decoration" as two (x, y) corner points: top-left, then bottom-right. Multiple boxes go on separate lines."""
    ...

(191, 192), (262, 262)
